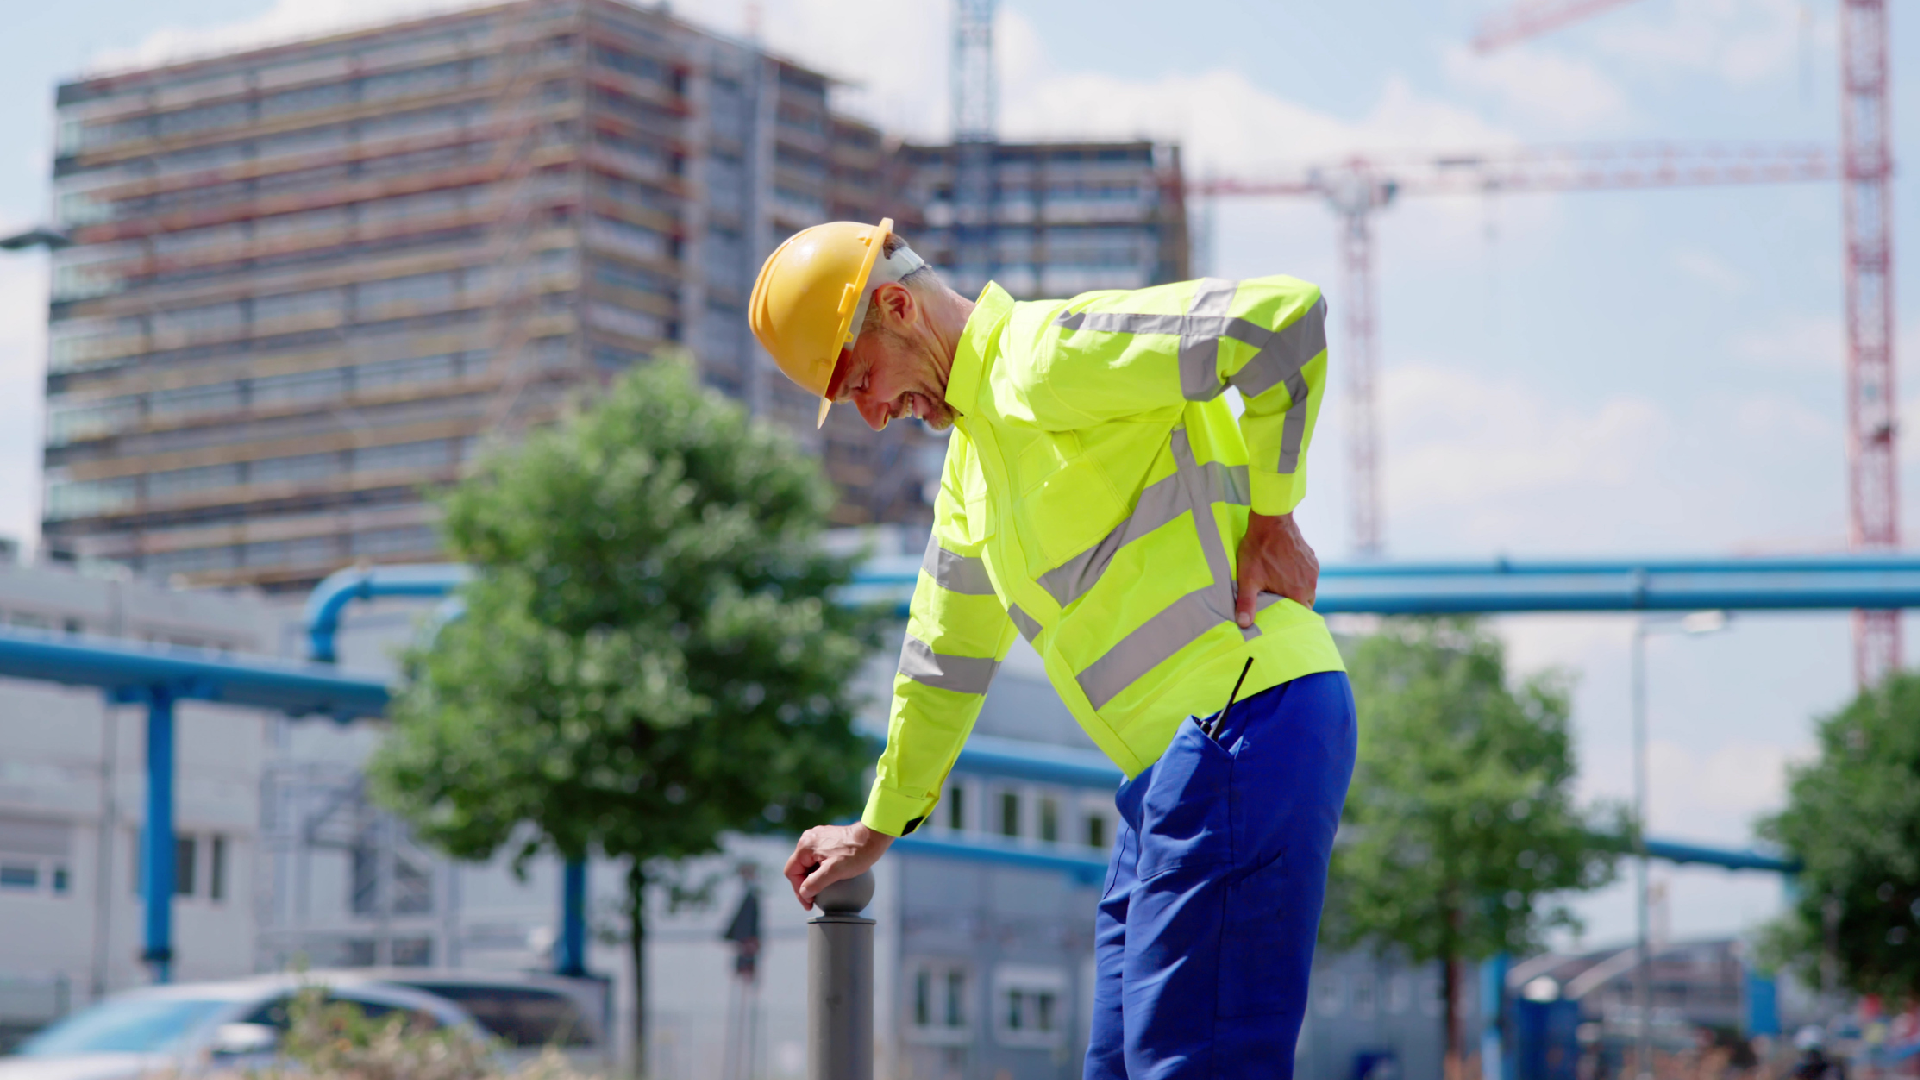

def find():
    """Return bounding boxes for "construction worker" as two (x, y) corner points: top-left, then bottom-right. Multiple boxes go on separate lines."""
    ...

(756, 219), (1355, 1079)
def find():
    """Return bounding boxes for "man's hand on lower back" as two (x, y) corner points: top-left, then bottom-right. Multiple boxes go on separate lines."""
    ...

(783, 822), (895, 910)
(1234, 511), (1319, 628)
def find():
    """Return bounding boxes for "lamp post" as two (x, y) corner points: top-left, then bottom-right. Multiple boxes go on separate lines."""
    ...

(1630, 609), (1728, 1080)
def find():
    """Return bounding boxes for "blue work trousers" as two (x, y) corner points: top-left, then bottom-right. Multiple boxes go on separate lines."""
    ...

(1085, 671), (1357, 1080)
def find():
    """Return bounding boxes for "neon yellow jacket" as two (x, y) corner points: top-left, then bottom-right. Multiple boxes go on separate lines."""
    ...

(862, 276), (1347, 836)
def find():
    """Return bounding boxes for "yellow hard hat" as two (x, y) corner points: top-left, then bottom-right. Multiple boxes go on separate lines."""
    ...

(749, 218), (922, 428)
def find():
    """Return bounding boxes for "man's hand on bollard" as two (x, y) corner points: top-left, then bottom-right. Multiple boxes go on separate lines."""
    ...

(1234, 511), (1319, 628)
(784, 822), (894, 911)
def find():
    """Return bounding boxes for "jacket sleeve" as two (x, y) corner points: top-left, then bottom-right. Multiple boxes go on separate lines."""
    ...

(1006, 275), (1329, 517)
(861, 434), (1018, 836)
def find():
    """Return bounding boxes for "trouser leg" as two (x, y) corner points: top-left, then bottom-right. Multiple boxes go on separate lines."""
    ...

(1084, 821), (1139, 1080)
(1112, 671), (1359, 1080)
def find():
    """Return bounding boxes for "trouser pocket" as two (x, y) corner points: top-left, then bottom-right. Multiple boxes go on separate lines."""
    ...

(1134, 716), (1233, 882)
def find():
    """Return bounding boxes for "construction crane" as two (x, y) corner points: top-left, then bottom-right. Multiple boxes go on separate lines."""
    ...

(1470, 0), (1899, 687)
(1196, 141), (1837, 560)
(951, 0), (998, 298)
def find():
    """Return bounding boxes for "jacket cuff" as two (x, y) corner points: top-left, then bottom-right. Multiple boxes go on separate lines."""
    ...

(1249, 470), (1306, 518)
(861, 781), (933, 837)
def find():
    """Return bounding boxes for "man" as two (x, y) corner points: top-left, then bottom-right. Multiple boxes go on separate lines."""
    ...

(750, 218), (1356, 1078)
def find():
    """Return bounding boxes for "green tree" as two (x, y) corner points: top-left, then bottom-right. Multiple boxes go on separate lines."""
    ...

(369, 358), (880, 1063)
(1328, 618), (1626, 1062)
(1758, 671), (1920, 999)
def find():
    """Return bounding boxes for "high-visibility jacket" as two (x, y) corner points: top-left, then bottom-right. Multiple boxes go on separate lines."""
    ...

(862, 276), (1347, 836)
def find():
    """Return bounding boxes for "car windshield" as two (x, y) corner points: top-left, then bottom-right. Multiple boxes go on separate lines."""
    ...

(14, 997), (229, 1056)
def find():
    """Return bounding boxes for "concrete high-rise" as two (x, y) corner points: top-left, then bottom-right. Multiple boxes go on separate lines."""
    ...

(886, 140), (1190, 302)
(40, 0), (929, 590)
(40, 1), (1190, 590)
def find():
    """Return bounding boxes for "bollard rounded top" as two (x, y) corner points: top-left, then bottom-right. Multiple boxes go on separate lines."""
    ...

(815, 870), (875, 914)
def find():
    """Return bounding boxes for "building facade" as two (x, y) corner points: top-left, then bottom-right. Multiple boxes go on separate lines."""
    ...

(39, 0), (944, 590)
(0, 558), (282, 1046)
(885, 140), (1190, 302)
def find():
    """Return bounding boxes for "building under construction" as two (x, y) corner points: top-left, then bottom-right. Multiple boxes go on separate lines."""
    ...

(39, 0), (1188, 590)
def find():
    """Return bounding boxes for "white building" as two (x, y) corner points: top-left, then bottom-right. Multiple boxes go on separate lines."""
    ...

(0, 556), (281, 1047)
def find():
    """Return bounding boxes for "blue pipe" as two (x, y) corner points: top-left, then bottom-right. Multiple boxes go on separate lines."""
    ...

(304, 563), (472, 663)
(142, 689), (175, 984)
(1641, 838), (1798, 874)
(556, 860), (588, 977)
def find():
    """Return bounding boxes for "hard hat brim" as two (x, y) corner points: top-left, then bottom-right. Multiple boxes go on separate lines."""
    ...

(815, 218), (893, 428)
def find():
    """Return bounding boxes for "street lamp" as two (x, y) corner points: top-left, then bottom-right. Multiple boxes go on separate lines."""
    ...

(1630, 609), (1729, 1080)
(0, 226), (72, 251)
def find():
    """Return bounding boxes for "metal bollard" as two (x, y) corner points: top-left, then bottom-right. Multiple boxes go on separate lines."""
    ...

(808, 871), (875, 1080)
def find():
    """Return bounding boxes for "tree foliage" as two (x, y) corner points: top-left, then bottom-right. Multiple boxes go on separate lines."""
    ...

(1328, 618), (1626, 1055)
(368, 358), (880, 1054)
(1758, 671), (1920, 1000)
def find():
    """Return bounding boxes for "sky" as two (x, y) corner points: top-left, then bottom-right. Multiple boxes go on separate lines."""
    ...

(0, 0), (1912, 953)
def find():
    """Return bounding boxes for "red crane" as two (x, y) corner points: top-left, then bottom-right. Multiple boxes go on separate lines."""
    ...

(1469, 0), (1897, 688)
(1195, 141), (1836, 561)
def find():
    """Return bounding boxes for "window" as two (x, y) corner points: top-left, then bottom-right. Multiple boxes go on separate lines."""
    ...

(0, 863), (39, 890)
(150, 382), (242, 420)
(359, 271), (456, 310)
(252, 368), (345, 407)
(209, 835), (227, 903)
(355, 352), (461, 391)
(1351, 973), (1377, 1019)
(998, 790), (1020, 838)
(250, 453), (340, 486)
(355, 440), (452, 474)
(992, 966), (1066, 1047)
(1386, 973), (1412, 1015)
(944, 783), (965, 832)
(906, 961), (969, 1041)
(1038, 797), (1059, 844)
(1085, 811), (1109, 850)
(1314, 973), (1344, 1017)
(175, 836), (196, 898)
(147, 463), (242, 501)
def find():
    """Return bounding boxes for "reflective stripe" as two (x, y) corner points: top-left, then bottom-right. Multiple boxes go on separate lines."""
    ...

(1050, 287), (1326, 420)
(1226, 296), (1326, 475)
(898, 634), (1000, 695)
(921, 538), (995, 596)
(1008, 604), (1043, 642)
(1077, 586), (1227, 711)
(1224, 297), (1327, 399)
(1179, 278), (1238, 401)
(1072, 430), (1255, 710)
(1037, 430), (1249, 609)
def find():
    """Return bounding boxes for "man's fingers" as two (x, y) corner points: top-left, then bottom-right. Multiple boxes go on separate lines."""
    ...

(1234, 562), (1258, 629)
(799, 859), (843, 907)
(783, 836), (819, 906)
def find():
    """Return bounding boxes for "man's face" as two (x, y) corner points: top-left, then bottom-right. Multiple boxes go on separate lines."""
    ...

(828, 283), (957, 432)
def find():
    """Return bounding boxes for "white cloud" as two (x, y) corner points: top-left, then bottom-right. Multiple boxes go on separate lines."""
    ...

(90, 0), (488, 72)
(1440, 41), (1631, 130)
(1382, 363), (1668, 513)
(1729, 311), (1839, 373)
(0, 254), (48, 552)
(1671, 245), (1745, 294)
(1590, 0), (1821, 88)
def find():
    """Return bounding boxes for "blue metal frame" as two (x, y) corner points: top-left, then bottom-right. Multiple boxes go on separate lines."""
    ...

(850, 553), (1920, 615)
(0, 625), (391, 982)
(303, 563), (471, 662)
(302, 564), (590, 976)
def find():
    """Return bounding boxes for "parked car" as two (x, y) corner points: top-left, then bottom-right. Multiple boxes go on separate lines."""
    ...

(356, 969), (611, 1071)
(0, 973), (476, 1080)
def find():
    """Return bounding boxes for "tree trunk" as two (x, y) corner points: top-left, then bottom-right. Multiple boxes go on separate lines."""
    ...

(1443, 951), (1461, 1067)
(628, 862), (648, 1078)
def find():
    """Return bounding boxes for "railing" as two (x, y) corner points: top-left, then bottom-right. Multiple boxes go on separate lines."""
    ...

(808, 872), (875, 1080)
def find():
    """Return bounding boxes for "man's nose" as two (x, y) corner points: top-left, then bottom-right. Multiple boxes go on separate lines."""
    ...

(854, 392), (890, 431)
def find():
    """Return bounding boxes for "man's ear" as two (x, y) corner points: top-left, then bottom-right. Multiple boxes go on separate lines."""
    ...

(876, 281), (915, 325)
